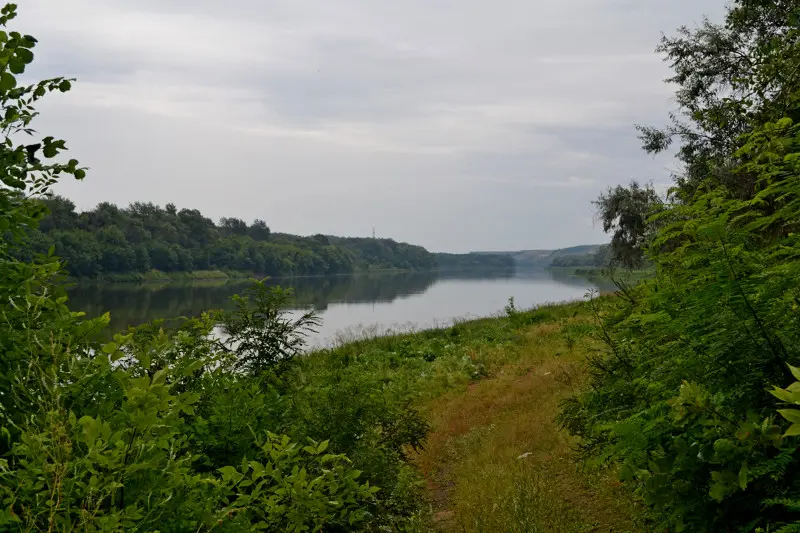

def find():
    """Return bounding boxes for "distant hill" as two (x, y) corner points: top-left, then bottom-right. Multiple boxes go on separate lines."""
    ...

(434, 252), (515, 271)
(472, 244), (607, 268)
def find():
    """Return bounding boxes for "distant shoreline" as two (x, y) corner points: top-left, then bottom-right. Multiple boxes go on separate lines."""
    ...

(67, 266), (519, 285)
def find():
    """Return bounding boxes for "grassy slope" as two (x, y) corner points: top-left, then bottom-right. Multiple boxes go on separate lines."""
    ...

(303, 298), (642, 532)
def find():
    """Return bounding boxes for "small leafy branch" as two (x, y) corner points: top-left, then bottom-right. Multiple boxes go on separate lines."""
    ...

(770, 365), (800, 437)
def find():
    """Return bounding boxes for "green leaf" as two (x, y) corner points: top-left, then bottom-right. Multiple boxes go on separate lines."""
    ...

(0, 72), (16, 91)
(151, 367), (168, 385)
(15, 47), (32, 63)
(8, 58), (23, 74)
(789, 365), (800, 381)
(709, 481), (728, 502)
(618, 464), (634, 482)
(75, 168), (86, 179)
(219, 466), (238, 481)
(738, 464), (749, 490)
(42, 143), (57, 158)
(58, 79), (71, 92)
(101, 342), (118, 354)
(777, 409), (800, 424)
(784, 424), (800, 437)
(769, 387), (795, 403)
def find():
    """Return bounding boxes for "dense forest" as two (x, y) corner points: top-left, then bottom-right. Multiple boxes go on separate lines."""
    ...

(8, 196), (510, 278)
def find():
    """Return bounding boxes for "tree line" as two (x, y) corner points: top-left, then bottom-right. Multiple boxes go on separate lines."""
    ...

(8, 195), (510, 278)
(549, 244), (612, 268)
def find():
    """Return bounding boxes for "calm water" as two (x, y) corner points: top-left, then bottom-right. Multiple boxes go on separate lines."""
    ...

(67, 269), (613, 348)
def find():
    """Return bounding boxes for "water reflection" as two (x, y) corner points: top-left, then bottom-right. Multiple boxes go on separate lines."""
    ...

(67, 268), (610, 343)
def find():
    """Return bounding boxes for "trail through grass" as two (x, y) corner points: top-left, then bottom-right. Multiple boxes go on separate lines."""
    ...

(302, 298), (642, 531)
(410, 304), (642, 532)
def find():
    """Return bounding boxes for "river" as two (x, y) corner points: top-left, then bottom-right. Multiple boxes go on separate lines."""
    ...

(67, 268), (613, 348)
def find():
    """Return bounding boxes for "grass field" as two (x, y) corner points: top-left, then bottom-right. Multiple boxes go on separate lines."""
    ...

(303, 297), (643, 532)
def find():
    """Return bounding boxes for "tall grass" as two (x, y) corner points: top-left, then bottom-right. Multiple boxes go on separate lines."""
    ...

(400, 299), (641, 532)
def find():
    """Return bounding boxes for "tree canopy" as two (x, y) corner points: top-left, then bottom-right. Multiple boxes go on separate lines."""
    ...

(7, 197), (514, 279)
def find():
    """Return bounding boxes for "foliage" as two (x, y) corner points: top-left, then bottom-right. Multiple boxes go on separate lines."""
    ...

(215, 433), (380, 532)
(563, 2), (800, 530)
(434, 252), (515, 271)
(7, 198), (512, 279)
(326, 236), (438, 272)
(218, 281), (321, 375)
(0, 0), (88, 446)
(549, 244), (612, 268)
(636, 0), (800, 200)
(0, 6), (400, 531)
(593, 182), (661, 269)
(771, 365), (800, 438)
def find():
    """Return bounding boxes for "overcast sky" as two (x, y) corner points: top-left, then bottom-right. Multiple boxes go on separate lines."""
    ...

(18, 0), (723, 252)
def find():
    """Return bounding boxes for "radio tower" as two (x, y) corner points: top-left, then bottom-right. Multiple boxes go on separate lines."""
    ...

(372, 226), (375, 239)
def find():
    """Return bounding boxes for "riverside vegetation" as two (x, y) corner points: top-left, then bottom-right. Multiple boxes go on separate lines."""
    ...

(5, 0), (800, 531)
(7, 194), (513, 281)
(0, 6), (616, 530)
(558, 0), (800, 531)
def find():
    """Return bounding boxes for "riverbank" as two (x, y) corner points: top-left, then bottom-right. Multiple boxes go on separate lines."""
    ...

(299, 297), (643, 531)
(548, 265), (654, 283)
(69, 267), (482, 285)
(75, 266), (643, 287)
(70, 269), (247, 283)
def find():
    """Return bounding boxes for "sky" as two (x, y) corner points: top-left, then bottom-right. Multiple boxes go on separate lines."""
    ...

(18, 0), (724, 253)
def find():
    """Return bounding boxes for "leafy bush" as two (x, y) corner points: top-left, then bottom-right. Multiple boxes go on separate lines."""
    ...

(218, 281), (321, 375)
(215, 434), (380, 532)
(561, 2), (800, 529)
(0, 6), (411, 530)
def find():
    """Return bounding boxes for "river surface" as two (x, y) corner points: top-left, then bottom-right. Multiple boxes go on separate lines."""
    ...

(67, 269), (613, 348)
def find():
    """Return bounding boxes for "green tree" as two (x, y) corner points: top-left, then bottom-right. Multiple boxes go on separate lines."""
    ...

(562, 2), (800, 530)
(37, 194), (78, 232)
(594, 181), (661, 269)
(220, 216), (248, 236)
(96, 225), (136, 272)
(248, 218), (271, 241)
(218, 280), (321, 375)
(637, 0), (800, 200)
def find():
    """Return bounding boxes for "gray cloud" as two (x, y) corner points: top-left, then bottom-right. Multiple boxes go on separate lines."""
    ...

(18, 0), (723, 251)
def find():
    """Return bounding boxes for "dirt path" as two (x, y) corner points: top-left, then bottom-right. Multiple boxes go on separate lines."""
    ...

(412, 321), (642, 532)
